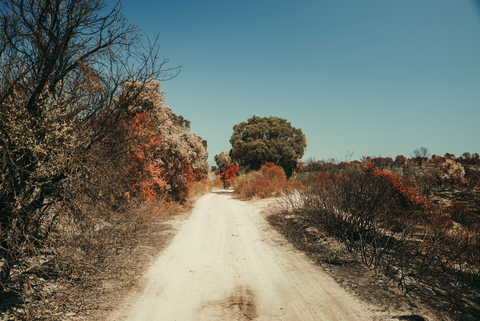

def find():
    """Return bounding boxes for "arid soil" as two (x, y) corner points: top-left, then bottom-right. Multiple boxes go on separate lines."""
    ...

(107, 191), (440, 321)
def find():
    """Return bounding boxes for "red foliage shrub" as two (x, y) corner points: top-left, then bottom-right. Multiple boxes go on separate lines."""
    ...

(124, 113), (167, 203)
(240, 178), (271, 199)
(219, 161), (238, 188)
(394, 155), (407, 166)
(300, 172), (339, 187)
(372, 157), (383, 168)
(368, 157), (394, 169)
(233, 162), (290, 199)
(430, 154), (445, 168)
(362, 163), (428, 209)
(259, 162), (287, 180)
(444, 153), (456, 160)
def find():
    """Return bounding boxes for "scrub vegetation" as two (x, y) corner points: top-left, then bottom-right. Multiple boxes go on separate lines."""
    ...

(1, 0), (479, 320)
(236, 152), (480, 320)
(0, 0), (211, 319)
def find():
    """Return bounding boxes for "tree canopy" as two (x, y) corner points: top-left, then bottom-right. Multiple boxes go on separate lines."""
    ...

(213, 151), (231, 171)
(229, 116), (307, 177)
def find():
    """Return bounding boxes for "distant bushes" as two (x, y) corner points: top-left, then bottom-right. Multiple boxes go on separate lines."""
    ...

(233, 163), (291, 199)
(219, 162), (239, 188)
(298, 152), (480, 191)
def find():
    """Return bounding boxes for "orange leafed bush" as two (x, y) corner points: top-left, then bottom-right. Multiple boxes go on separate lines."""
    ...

(233, 162), (291, 199)
(111, 80), (208, 203)
(122, 112), (168, 203)
(219, 161), (238, 188)
(299, 172), (339, 187)
(362, 163), (428, 209)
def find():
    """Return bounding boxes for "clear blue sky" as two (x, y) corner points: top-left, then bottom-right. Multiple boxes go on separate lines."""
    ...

(108, 0), (480, 165)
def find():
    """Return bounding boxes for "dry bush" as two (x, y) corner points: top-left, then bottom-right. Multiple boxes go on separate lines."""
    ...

(0, 0), (179, 292)
(0, 111), (207, 319)
(278, 163), (480, 291)
(0, 140), (130, 318)
(0, 1), (204, 319)
(212, 176), (225, 189)
(272, 159), (480, 318)
(438, 159), (466, 186)
(1, 177), (195, 320)
(464, 166), (480, 187)
(395, 163), (441, 200)
(233, 163), (291, 199)
(289, 165), (422, 271)
(325, 240), (349, 265)
(188, 178), (213, 200)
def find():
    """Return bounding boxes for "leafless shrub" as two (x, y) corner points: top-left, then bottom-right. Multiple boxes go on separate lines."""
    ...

(411, 147), (431, 166)
(292, 166), (421, 273)
(400, 165), (440, 199)
(277, 164), (480, 293)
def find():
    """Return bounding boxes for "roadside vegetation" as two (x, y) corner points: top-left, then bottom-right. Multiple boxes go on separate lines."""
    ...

(0, 0), (211, 319)
(233, 162), (290, 200)
(231, 152), (480, 320)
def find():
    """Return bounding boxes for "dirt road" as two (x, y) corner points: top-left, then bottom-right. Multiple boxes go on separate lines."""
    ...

(108, 191), (394, 321)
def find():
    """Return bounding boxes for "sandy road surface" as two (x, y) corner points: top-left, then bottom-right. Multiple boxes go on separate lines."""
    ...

(108, 191), (386, 321)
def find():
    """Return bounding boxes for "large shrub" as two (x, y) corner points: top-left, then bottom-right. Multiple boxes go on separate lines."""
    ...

(0, 1), (209, 307)
(229, 116), (307, 177)
(113, 79), (208, 202)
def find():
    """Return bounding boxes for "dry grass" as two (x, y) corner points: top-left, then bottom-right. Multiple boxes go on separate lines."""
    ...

(188, 178), (213, 199)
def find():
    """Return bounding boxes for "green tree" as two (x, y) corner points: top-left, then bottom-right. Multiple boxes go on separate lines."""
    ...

(229, 116), (307, 177)
(213, 151), (231, 172)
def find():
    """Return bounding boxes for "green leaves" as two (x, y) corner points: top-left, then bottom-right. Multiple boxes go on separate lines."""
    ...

(230, 116), (306, 177)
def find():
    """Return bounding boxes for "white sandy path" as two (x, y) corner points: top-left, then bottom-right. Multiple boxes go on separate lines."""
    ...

(108, 191), (383, 321)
